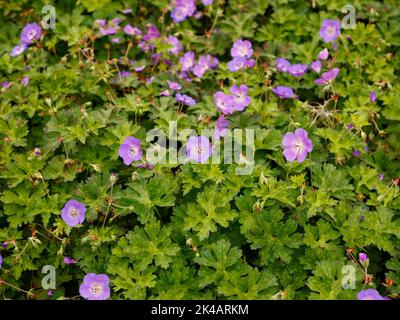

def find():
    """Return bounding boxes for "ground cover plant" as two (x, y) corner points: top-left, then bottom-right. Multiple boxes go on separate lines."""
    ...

(0, 0), (400, 300)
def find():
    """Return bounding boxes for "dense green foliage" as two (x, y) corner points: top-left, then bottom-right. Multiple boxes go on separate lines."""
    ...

(0, 0), (399, 300)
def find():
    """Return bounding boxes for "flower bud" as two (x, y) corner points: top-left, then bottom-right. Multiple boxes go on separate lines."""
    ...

(109, 173), (118, 185)
(359, 252), (369, 268)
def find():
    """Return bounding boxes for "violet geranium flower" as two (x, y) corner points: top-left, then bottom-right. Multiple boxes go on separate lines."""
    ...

(167, 80), (182, 91)
(214, 91), (234, 114)
(171, 0), (196, 23)
(10, 44), (27, 57)
(123, 24), (141, 36)
(0, 254), (2, 269)
(21, 76), (29, 86)
(61, 200), (86, 227)
(79, 273), (110, 300)
(118, 136), (142, 165)
(272, 86), (297, 99)
(357, 289), (384, 300)
(318, 48), (329, 60)
(179, 52), (196, 72)
(231, 39), (253, 59)
(311, 60), (322, 73)
(230, 84), (251, 111)
(227, 56), (248, 72)
(288, 64), (308, 77)
(176, 93), (196, 106)
(314, 68), (340, 85)
(319, 19), (341, 43)
(20, 23), (42, 45)
(214, 115), (229, 139)
(167, 35), (183, 55)
(275, 58), (291, 73)
(282, 128), (313, 163)
(186, 136), (213, 163)
(64, 257), (77, 264)
(370, 90), (377, 102)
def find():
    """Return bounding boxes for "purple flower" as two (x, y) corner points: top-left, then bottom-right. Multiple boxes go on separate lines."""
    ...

(179, 52), (196, 71)
(230, 84), (251, 111)
(359, 253), (368, 262)
(227, 56), (248, 72)
(201, 0), (213, 5)
(111, 18), (121, 26)
(214, 115), (229, 139)
(33, 147), (41, 156)
(111, 37), (120, 43)
(176, 93), (196, 106)
(214, 91), (234, 114)
(61, 200), (86, 227)
(100, 26), (117, 36)
(10, 44), (27, 57)
(275, 58), (291, 73)
(186, 136), (213, 163)
(288, 64), (308, 77)
(20, 23), (42, 45)
(314, 68), (340, 85)
(171, 0), (196, 23)
(124, 24), (141, 36)
(21, 76), (29, 86)
(193, 64), (208, 78)
(118, 136), (142, 165)
(204, 55), (219, 69)
(167, 80), (181, 91)
(145, 76), (154, 83)
(64, 257), (77, 264)
(272, 86), (297, 99)
(347, 124), (354, 130)
(245, 59), (256, 68)
(319, 19), (341, 43)
(370, 90), (377, 102)
(136, 162), (154, 170)
(178, 71), (192, 82)
(311, 60), (322, 73)
(352, 150), (361, 157)
(1, 82), (11, 89)
(357, 289), (384, 300)
(160, 90), (170, 96)
(143, 24), (160, 41)
(0, 254), (2, 269)
(1, 242), (8, 248)
(379, 173), (385, 181)
(358, 252), (369, 268)
(231, 39), (253, 58)
(134, 65), (146, 72)
(119, 71), (131, 77)
(47, 290), (53, 297)
(121, 8), (132, 14)
(95, 19), (106, 27)
(79, 274), (110, 300)
(167, 36), (183, 55)
(318, 48), (329, 60)
(151, 53), (162, 64)
(282, 128), (313, 163)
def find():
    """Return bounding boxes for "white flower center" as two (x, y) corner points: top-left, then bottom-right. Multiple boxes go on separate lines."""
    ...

(90, 283), (103, 295)
(69, 208), (78, 218)
(327, 26), (336, 37)
(194, 146), (203, 155)
(238, 46), (247, 56)
(130, 146), (139, 157)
